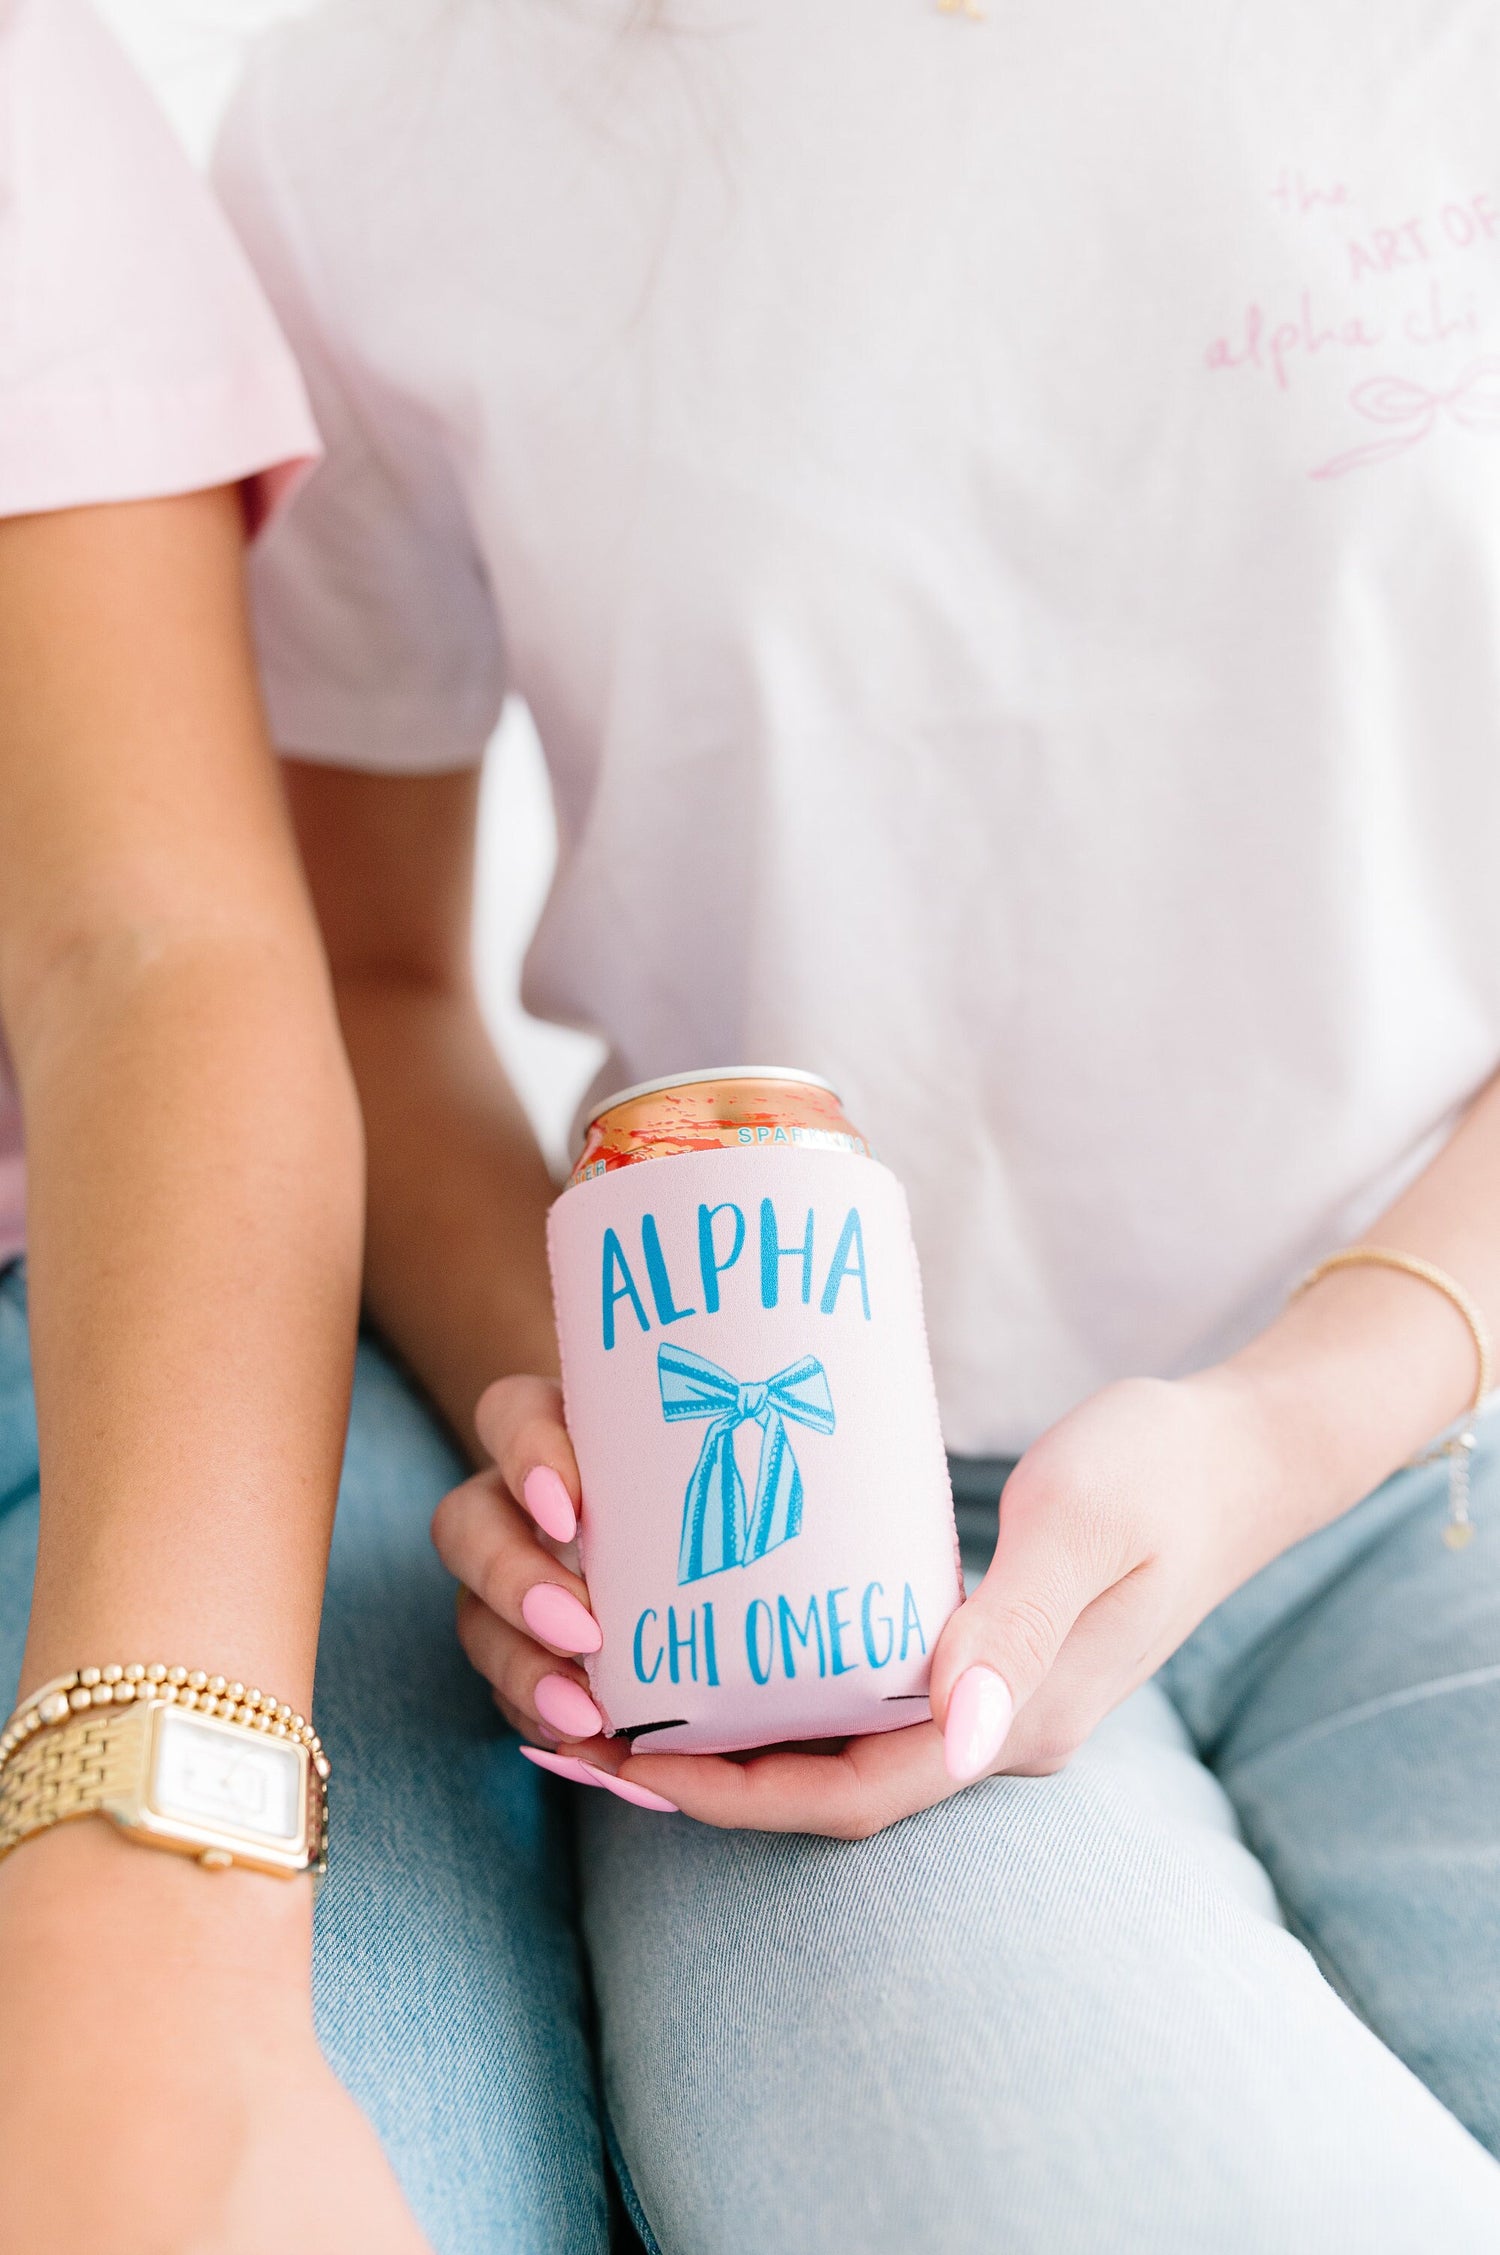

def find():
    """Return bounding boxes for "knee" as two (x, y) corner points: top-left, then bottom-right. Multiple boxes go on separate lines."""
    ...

(581, 1772), (1171, 2252)
(584, 1762), (1178, 2013)
(580, 1763), (1183, 2126)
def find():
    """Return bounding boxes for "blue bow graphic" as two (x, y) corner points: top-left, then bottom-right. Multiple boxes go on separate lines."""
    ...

(658, 1342), (836, 1586)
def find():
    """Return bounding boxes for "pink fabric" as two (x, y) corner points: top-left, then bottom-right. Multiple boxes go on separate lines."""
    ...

(0, 0), (318, 520)
(549, 1148), (962, 1755)
(0, 0), (321, 1263)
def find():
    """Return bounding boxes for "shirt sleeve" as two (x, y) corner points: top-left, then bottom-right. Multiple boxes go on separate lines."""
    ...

(0, 0), (317, 530)
(211, 47), (506, 774)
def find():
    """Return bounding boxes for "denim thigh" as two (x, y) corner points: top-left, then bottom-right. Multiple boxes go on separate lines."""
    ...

(1162, 1417), (1500, 2154)
(577, 1447), (1500, 2255)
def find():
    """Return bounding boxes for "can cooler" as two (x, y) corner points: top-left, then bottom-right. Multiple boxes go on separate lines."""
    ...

(547, 1143), (963, 1754)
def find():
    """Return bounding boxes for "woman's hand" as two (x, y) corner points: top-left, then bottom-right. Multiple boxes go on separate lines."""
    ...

(930, 1370), (1289, 1775)
(431, 1376), (682, 1812)
(438, 1367), (1297, 1835)
(0, 1821), (433, 2255)
(619, 1371), (1292, 1832)
(432, 1377), (635, 1774)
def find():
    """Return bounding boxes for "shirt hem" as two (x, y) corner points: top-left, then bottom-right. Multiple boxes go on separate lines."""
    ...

(261, 678), (497, 773)
(0, 362), (321, 537)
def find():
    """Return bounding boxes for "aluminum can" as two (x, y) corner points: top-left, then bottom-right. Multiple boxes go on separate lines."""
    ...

(568, 1067), (873, 1187)
(548, 1068), (962, 1755)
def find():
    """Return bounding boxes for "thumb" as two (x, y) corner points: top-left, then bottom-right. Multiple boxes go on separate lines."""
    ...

(930, 1510), (1100, 1783)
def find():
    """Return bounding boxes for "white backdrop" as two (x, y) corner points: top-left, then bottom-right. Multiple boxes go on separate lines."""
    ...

(97, 0), (606, 1173)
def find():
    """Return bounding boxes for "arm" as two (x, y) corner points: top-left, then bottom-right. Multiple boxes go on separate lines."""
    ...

(930, 1078), (1500, 1757)
(283, 762), (557, 1450)
(0, 492), (427, 2252)
(288, 757), (1500, 1832)
(4, 494), (361, 1695)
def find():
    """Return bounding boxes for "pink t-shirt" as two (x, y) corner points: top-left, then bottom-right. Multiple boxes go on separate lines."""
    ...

(0, 0), (319, 1267)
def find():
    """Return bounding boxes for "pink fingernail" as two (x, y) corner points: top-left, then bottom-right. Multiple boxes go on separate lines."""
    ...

(601, 1774), (678, 1814)
(523, 1465), (578, 1544)
(521, 1582), (603, 1654)
(519, 1746), (608, 1788)
(943, 1665), (1013, 1783)
(534, 1673), (604, 1739)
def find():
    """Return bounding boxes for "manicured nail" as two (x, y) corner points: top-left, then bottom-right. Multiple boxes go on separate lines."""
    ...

(533, 1672), (604, 1739)
(519, 1746), (608, 1788)
(523, 1465), (578, 1544)
(600, 1774), (678, 1813)
(943, 1665), (1013, 1782)
(521, 1582), (603, 1654)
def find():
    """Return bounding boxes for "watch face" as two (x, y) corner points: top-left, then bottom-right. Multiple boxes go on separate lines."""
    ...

(148, 1708), (305, 1847)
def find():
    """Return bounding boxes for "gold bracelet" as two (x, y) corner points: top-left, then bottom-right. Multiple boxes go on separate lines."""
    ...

(0, 1666), (328, 1880)
(1293, 1246), (1493, 1548)
(1, 1665), (326, 1769)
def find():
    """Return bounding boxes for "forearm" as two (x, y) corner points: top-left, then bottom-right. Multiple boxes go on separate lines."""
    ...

(0, 493), (367, 1713)
(334, 971), (556, 1454)
(283, 760), (557, 1455)
(1208, 1068), (1500, 1544)
(14, 932), (362, 1707)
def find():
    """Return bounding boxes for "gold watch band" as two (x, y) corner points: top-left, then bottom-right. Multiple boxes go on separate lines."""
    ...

(0, 1670), (329, 1880)
(0, 1705), (139, 1857)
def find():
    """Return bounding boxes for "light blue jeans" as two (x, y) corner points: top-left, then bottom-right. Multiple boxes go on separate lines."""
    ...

(584, 1447), (1500, 2253)
(4, 1257), (1500, 2251)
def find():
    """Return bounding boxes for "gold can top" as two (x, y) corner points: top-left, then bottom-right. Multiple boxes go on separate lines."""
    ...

(580, 1065), (837, 1136)
(568, 1067), (870, 1186)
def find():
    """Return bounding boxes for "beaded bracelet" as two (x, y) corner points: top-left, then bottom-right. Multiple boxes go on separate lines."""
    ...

(0, 1664), (328, 1777)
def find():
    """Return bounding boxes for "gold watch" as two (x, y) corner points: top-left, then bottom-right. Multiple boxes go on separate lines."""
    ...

(0, 1667), (328, 1880)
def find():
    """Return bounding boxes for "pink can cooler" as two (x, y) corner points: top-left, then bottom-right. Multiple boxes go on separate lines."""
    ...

(547, 1085), (963, 1755)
